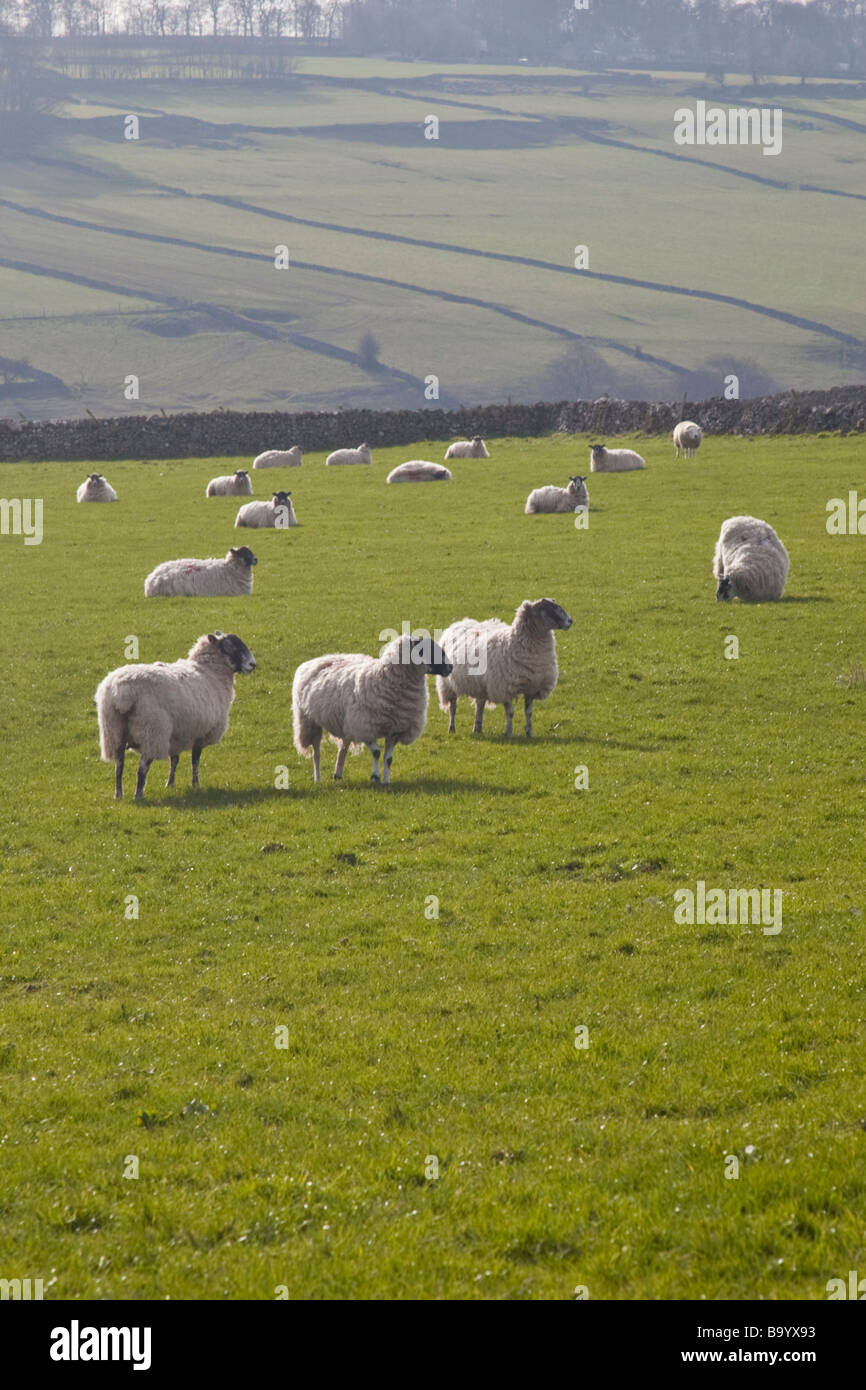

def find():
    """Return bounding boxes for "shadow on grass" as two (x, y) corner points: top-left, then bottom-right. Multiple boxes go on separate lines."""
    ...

(779, 595), (833, 604)
(138, 786), (304, 809)
(136, 779), (524, 804)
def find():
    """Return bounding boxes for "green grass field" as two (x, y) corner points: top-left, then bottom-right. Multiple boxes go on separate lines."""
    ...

(2, 433), (865, 1299)
(1, 59), (864, 417)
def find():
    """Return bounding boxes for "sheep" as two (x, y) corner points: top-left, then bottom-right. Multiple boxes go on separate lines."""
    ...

(206, 469), (253, 497)
(292, 634), (452, 786)
(673, 421), (703, 459)
(144, 546), (257, 597)
(95, 630), (256, 800)
(235, 491), (298, 528)
(386, 460), (452, 483)
(77, 473), (117, 503)
(589, 443), (645, 472)
(713, 515), (789, 603)
(445, 436), (489, 460)
(325, 443), (371, 466)
(253, 446), (303, 468)
(437, 597), (573, 738)
(525, 475), (588, 514)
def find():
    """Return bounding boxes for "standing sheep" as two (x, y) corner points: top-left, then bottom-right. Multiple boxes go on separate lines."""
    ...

(525, 476), (588, 514)
(445, 437), (489, 460)
(144, 546), (258, 597)
(253, 446), (303, 468)
(437, 597), (573, 738)
(713, 516), (789, 602)
(235, 491), (297, 528)
(292, 634), (452, 785)
(589, 443), (645, 472)
(673, 421), (703, 459)
(386, 461), (452, 483)
(206, 470), (253, 497)
(77, 473), (117, 503)
(326, 443), (371, 466)
(94, 630), (256, 800)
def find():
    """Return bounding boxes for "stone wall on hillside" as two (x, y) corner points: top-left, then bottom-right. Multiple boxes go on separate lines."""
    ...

(1, 386), (863, 463)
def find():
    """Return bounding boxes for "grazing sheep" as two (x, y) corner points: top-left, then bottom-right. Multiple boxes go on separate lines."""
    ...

(437, 598), (573, 738)
(525, 475), (588, 514)
(77, 473), (117, 503)
(253, 446), (303, 468)
(95, 631), (256, 800)
(445, 436), (489, 460)
(673, 421), (703, 459)
(235, 491), (297, 528)
(206, 470), (253, 497)
(386, 460), (452, 483)
(589, 443), (645, 472)
(326, 443), (371, 466)
(292, 634), (452, 785)
(144, 546), (257, 597)
(713, 515), (789, 603)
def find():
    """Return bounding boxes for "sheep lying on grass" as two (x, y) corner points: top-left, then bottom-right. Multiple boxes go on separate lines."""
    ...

(253, 446), (303, 468)
(77, 474), (117, 502)
(714, 515), (789, 602)
(206, 470), (253, 497)
(326, 443), (371, 466)
(445, 437), (489, 459)
(525, 476), (588, 514)
(235, 491), (297, 528)
(144, 546), (257, 597)
(437, 598), (573, 737)
(386, 461), (452, 483)
(673, 421), (703, 459)
(95, 631), (256, 800)
(292, 634), (452, 785)
(589, 443), (645, 472)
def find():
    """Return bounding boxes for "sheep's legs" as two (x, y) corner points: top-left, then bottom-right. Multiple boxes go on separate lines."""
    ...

(114, 749), (125, 800)
(166, 754), (179, 788)
(333, 741), (349, 780)
(446, 697), (457, 733)
(473, 699), (485, 734)
(524, 698), (534, 738)
(191, 744), (203, 787)
(504, 699), (514, 738)
(382, 735), (398, 786)
(368, 740), (381, 783)
(134, 755), (152, 800)
(310, 731), (322, 783)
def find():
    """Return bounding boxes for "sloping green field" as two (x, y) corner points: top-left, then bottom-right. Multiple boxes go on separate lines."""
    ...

(1, 434), (864, 1299)
(0, 60), (863, 417)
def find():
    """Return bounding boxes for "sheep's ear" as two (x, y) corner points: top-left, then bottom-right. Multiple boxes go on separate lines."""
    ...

(208, 633), (218, 643)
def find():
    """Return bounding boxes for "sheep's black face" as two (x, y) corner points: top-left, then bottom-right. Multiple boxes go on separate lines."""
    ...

(236, 471), (249, 480)
(415, 638), (452, 677)
(590, 446), (604, 462)
(229, 546), (258, 567)
(716, 577), (733, 601)
(537, 598), (573, 631)
(273, 492), (290, 505)
(213, 632), (257, 673)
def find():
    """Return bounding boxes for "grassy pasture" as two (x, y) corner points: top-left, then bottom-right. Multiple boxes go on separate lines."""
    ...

(0, 61), (863, 417)
(1, 433), (865, 1299)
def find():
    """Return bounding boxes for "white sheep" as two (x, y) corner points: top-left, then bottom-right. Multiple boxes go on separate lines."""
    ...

(437, 597), (573, 738)
(673, 421), (703, 459)
(206, 469), (253, 497)
(386, 460), (452, 483)
(292, 634), (453, 785)
(253, 446), (303, 468)
(144, 546), (258, 597)
(714, 515), (789, 602)
(445, 436), (489, 459)
(94, 630), (256, 800)
(525, 475), (588, 514)
(326, 443), (371, 466)
(589, 443), (645, 472)
(77, 473), (117, 503)
(235, 491), (298, 528)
